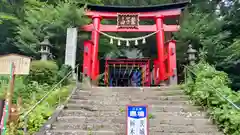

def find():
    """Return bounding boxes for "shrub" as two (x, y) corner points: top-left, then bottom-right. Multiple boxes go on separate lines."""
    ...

(24, 84), (73, 134)
(5, 84), (74, 135)
(57, 64), (72, 85)
(15, 81), (50, 104)
(26, 61), (59, 85)
(0, 75), (9, 98)
(0, 76), (26, 103)
(184, 61), (240, 135)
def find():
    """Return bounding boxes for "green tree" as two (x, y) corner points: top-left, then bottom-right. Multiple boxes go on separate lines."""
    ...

(0, 0), (23, 55)
(15, 0), (88, 55)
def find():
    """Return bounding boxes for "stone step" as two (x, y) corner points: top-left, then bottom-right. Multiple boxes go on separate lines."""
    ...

(60, 109), (123, 117)
(52, 122), (124, 131)
(153, 117), (212, 126)
(77, 87), (184, 92)
(51, 122), (219, 133)
(150, 124), (220, 133)
(65, 104), (201, 112)
(86, 86), (181, 91)
(44, 86), (222, 135)
(60, 110), (207, 118)
(46, 130), (221, 135)
(75, 89), (185, 96)
(71, 94), (189, 101)
(157, 134), (222, 135)
(155, 134), (222, 135)
(56, 116), (212, 126)
(68, 99), (190, 105)
(45, 130), (115, 135)
(57, 116), (125, 124)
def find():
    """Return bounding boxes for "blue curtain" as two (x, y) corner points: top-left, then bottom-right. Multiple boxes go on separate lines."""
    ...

(132, 70), (141, 86)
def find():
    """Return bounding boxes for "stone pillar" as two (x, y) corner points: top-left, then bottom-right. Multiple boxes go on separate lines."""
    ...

(65, 28), (78, 80)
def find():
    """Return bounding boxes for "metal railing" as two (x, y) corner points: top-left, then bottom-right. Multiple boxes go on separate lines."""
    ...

(184, 65), (240, 110)
(22, 64), (80, 135)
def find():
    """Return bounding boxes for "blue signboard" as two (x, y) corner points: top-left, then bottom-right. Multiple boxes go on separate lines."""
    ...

(126, 105), (148, 135)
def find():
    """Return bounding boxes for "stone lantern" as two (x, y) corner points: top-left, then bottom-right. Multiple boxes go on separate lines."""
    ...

(187, 44), (197, 65)
(39, 36), (52, 61)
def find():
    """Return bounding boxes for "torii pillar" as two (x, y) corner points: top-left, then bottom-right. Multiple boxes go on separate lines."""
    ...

(91, 15), (101, 80)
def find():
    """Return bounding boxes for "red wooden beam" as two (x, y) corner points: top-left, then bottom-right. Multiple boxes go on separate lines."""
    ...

(81, 24), (180, 32)
(85, 9), (181, 19)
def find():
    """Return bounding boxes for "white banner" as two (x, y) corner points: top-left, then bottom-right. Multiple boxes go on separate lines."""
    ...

(64, 28), (78, 69)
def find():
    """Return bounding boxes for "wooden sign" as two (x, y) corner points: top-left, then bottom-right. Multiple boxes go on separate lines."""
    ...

(117, 13), (139, 29)
(0, 54), (31, 75)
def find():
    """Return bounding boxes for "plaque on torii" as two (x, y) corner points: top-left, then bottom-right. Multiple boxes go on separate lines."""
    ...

(117, 13), (139, 29)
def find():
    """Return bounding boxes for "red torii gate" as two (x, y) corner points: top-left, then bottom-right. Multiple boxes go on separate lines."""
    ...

(81, 2), (188, 85)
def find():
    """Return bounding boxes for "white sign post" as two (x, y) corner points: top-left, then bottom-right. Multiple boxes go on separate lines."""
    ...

(64, 28), (78, 79)
(126, 104), (149, 135)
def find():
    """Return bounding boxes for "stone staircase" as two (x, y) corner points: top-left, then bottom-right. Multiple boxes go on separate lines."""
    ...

(44, 87), (222, 135)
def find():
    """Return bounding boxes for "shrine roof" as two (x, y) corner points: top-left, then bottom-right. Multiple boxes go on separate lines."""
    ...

(86, 1), (189, 12)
